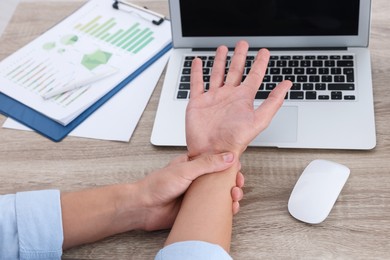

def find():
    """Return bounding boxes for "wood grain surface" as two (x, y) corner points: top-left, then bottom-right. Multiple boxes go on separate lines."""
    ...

(0, 0), (389, 259)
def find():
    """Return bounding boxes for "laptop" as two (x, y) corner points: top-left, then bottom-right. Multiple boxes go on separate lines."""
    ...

(151, 0), (376, 149)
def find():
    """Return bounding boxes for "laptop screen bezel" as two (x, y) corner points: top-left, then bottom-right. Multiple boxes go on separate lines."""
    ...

(169, 0), (371, 49)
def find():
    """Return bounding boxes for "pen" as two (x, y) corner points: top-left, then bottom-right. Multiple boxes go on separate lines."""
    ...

(42, 68), (118, 99)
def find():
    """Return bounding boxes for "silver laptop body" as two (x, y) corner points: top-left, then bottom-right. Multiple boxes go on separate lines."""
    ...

(151, 0), (376, 149)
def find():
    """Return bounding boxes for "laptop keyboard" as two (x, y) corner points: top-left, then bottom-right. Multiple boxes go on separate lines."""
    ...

(176, 54), (356, 101)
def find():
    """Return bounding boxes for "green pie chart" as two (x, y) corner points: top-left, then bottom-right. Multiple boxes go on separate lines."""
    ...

(43, 42), (56, 50)
(61, 34), (79, 45)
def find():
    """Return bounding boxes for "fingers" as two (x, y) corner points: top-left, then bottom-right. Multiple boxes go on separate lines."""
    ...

(183, 152), (235, 181)
(190, 57), (205, 99)
(254, 80), (293, 131)
(225, 40), (249, 87)
(232, 186), (244, 215)
(209, 45), (229, 90)
(242, 48), (271, 96)
(236, 171), (245, 188)
(233, 201), (240, 215)
(232, 172), (245, 215)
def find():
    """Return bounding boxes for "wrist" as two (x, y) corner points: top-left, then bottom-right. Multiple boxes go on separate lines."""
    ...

(116, 183), (147, 231)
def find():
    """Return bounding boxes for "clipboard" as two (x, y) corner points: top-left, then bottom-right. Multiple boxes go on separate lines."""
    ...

(0, 0), (172, 142)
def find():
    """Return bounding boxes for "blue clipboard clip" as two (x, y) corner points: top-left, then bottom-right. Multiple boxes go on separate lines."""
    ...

(112, 0), (166, 25)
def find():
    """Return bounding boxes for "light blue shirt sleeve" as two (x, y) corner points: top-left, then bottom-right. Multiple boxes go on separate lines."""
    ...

(155, 241), (233, 260)
(0, 190), (63, 260)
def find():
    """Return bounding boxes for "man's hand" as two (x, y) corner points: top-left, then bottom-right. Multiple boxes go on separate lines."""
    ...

(137, 153), (244, 231)
(186, 41), (292, 158)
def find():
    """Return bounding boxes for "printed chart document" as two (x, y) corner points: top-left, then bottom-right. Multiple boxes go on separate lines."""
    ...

(0, 0), (171, 126)
(3, 52), (171, 142)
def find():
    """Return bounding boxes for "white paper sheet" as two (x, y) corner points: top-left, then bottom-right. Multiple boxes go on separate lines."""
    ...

(3, 52), (170, 142)
(0, 0), (171, 125)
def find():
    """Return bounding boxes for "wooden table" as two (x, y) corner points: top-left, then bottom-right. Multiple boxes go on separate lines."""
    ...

(1, 0), (389, 259)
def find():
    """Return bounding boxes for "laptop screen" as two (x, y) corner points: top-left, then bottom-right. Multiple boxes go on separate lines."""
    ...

(180, 0), (360, 37)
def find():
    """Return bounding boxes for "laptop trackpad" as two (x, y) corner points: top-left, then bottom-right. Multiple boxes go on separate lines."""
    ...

(251, 106), (298, 145)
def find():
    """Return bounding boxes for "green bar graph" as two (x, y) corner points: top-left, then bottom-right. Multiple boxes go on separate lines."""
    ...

(85, 23), (99, 34)
(74, 16), (154, 53)
(91, 18), (115, 36)
(112, 23), (139, 45)
(79, 16), (101, 31)
(119, 29), (141, 49)
(106, 29), (123, 42)
(128, 31), (153, 52)
(134, 37), (154, 54)
(96, 22), (116, 38)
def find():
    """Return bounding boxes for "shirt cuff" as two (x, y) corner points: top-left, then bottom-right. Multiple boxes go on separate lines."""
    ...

(155, 240), (232, 260)
(16, 190), (63, 260)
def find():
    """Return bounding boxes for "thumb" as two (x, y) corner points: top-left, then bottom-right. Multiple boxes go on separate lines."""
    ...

(184, 152), (235, 181)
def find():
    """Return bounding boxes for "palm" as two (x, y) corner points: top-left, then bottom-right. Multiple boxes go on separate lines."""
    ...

(186, 41), (292, 158)
(186, 85), (260, 156)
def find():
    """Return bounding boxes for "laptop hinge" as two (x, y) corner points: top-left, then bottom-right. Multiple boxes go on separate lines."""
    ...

(193, 47), (348, 52)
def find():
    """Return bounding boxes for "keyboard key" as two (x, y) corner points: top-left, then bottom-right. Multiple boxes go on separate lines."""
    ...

(334, 75), (345, 82)
(342, 55), (354, 59)
(319, 68), (329, 74)
(290, 91), (304, 99)
(297, 76), (308, 82)
(325, 60), (336, 67)
(181, 76), (191, 82)
(309, 75), (320, 82)
(303, 83), (314, 90)
(183, 61), (192, 67)
(182, 68), (191, 74)
(288, 60), (299, 67)
(319, 95), (330, 100)
(305, 91), (317, 100)
(337, 60), (354, 67)
(282, 68), (293, 74)
(294, 68), (305, 74)
(293, 55), (304, 60)
(321, 75), (332, 82)
(317, 55), (328, 60)
(331, 68), (342, 74)
(179, 83), (190, 90)
(272, 75), (283, 82)
(331, 91), (343, 100)
(266, 83), (277, 90)
(255, 91), (271, 99)
(328, 83), (355, 91)
(344, 68), (355, 82)
(312, 60), (323, 67)
(284, 75), (295, 82)
(344, 95), (356, 100)
(291, 83), (301, 90)
(306, 68), (317, 74)
(177, 91), (189, 99)
(305, 55), (316, 60)
(277, 60), (287, 67)
(330, 55), (341, 59)
(263, 75), (271, 82)
(315, 83), (326, 90)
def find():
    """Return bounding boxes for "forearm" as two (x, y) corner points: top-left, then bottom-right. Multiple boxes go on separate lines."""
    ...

(164, 165), (237, 252)
(61, 183), (143, 249)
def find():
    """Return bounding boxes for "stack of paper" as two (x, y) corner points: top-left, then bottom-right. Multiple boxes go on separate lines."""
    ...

(0, 0), (172, 141)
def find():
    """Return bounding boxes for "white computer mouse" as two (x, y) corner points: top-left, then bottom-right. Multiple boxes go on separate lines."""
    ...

(288, 159), (350, 224)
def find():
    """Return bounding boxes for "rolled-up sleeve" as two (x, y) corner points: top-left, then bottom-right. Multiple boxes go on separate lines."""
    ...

(0, 190), (63, 260)
(155, 241), (232, 260)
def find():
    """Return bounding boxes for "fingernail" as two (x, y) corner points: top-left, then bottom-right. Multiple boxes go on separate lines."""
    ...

(223, 153), (234, 163)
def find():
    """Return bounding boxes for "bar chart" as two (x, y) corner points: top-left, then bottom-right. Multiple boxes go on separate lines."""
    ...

(74, 15), (155, 54)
